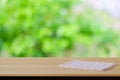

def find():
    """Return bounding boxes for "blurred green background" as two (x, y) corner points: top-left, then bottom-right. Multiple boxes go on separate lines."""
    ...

(0, 0), (120, 57)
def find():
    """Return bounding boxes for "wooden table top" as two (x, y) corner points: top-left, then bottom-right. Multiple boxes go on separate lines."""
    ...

(0, 58), (119, 76)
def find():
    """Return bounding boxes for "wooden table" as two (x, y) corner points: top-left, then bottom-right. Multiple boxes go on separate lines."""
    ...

(0, 58), (119, 77)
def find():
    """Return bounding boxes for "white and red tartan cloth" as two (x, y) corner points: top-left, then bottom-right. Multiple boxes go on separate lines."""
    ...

(59, 60), (115, 71)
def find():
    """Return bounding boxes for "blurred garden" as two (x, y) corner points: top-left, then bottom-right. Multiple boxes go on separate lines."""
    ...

(0, 0), (120, 57)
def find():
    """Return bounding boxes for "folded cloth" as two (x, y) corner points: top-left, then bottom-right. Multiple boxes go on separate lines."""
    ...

(59, 60), (115, 71)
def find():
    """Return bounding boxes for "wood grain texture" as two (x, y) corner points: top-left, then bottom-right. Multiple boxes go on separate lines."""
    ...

(0, 58), (119, 76)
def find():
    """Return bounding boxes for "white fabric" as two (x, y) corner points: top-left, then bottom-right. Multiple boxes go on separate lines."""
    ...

(59, 60), (114, 71)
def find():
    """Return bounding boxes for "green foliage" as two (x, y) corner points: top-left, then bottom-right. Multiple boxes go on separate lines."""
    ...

(0, 0), (119, 57)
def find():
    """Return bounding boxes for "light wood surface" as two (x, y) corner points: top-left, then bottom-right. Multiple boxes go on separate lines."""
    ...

(0, 58), (119, 76)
